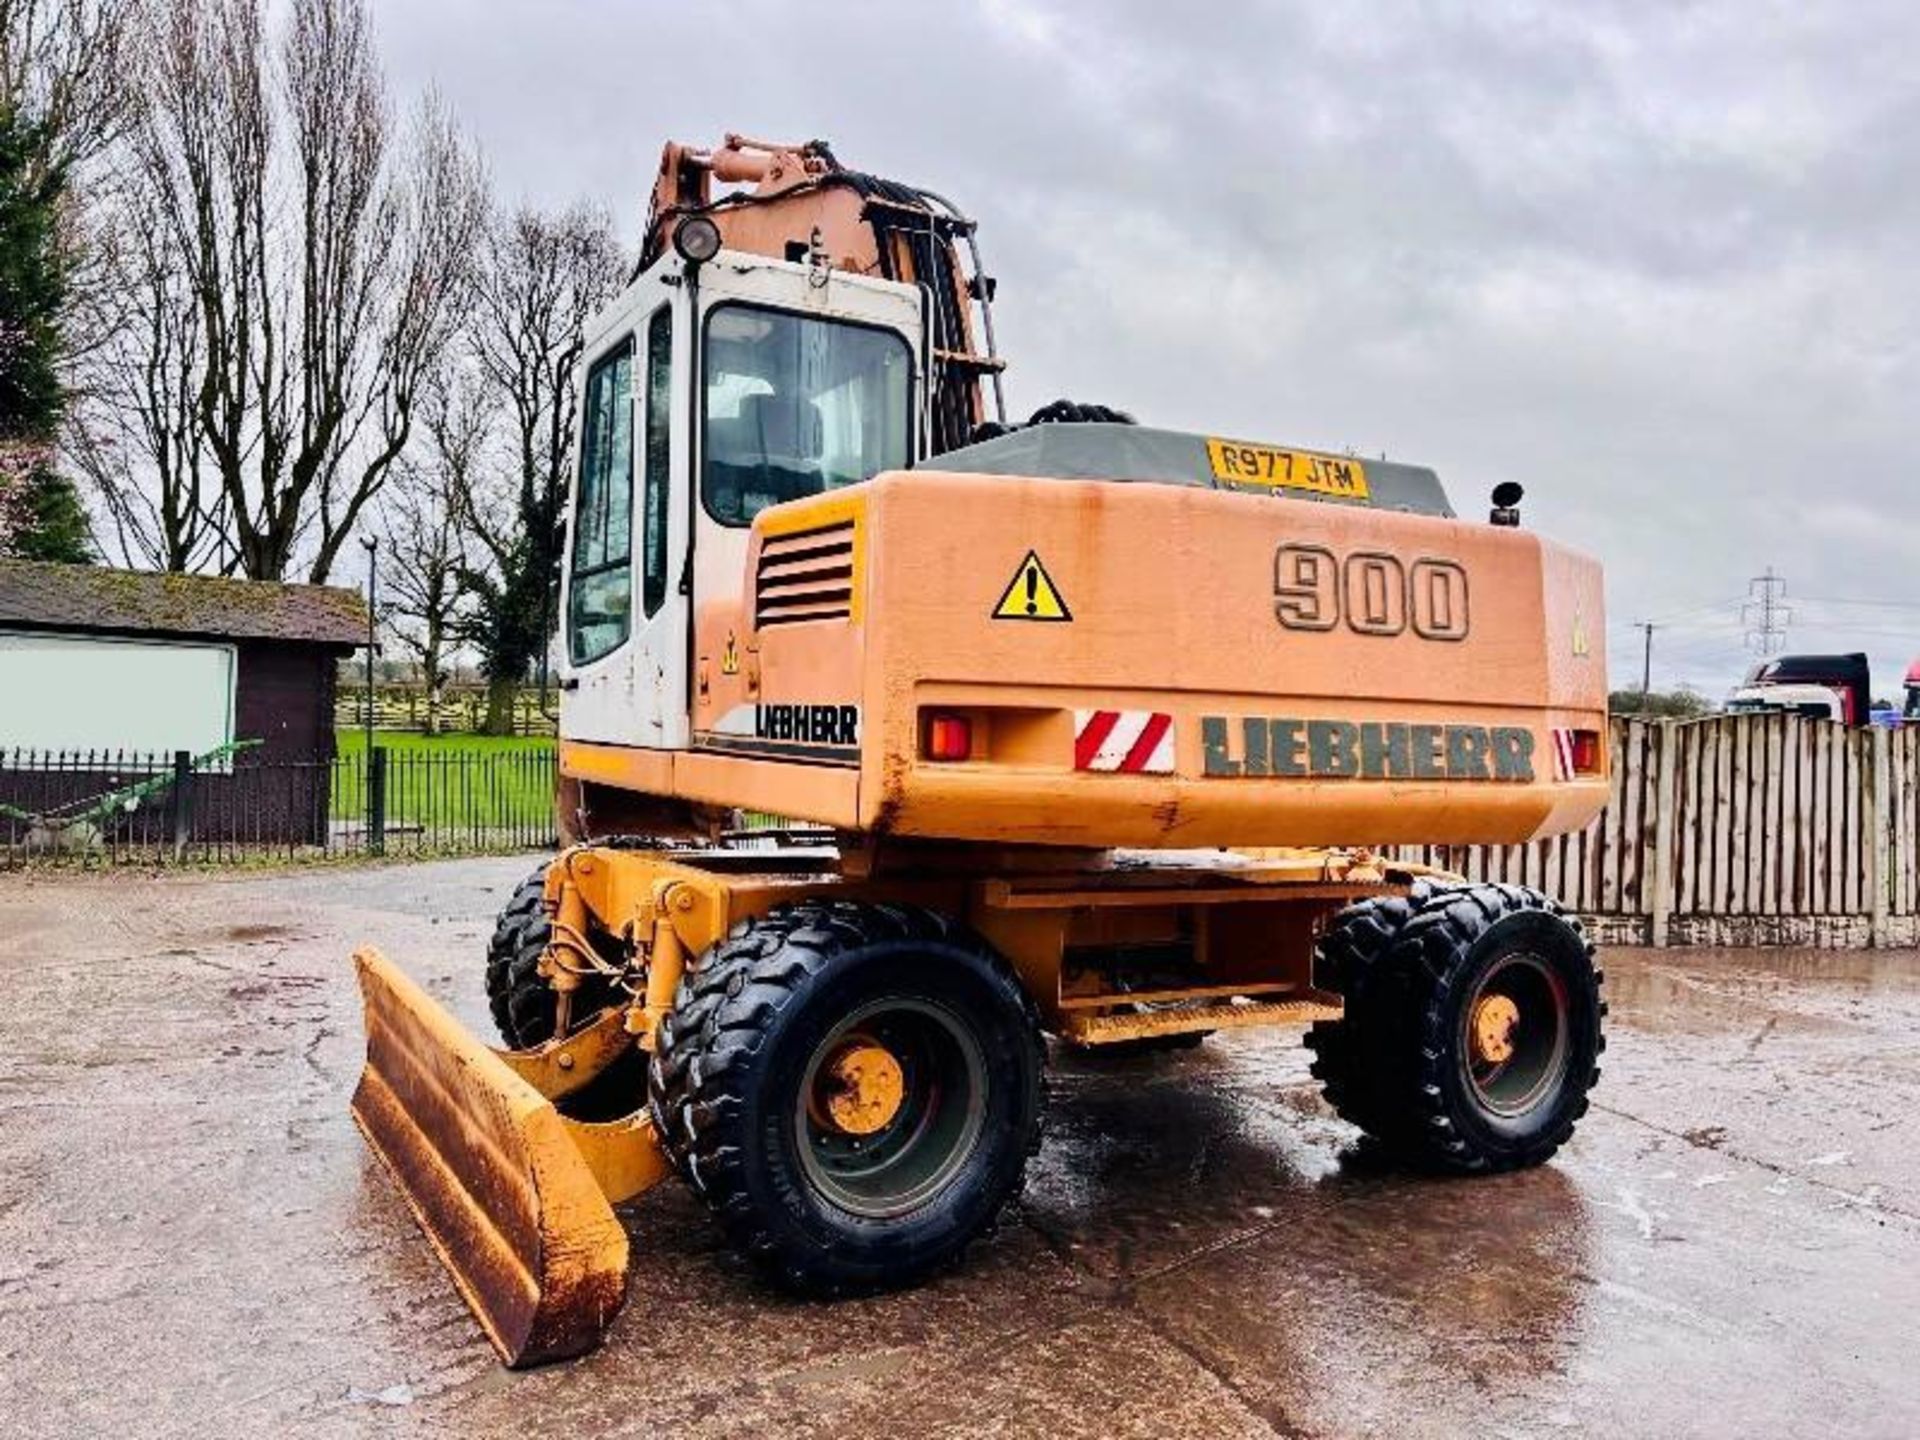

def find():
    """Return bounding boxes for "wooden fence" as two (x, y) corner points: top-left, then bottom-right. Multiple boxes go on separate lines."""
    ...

(334, 684), (557, 737)
(1392, 714), (1920, 948)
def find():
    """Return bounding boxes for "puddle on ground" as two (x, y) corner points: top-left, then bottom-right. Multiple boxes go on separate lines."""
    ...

(226, 924), (296, 943)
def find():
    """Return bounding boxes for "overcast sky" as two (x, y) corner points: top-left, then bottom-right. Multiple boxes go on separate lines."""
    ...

(375, 0), (1920, 700)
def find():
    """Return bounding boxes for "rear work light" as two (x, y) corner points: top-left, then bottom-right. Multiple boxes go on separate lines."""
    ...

(923, 713), (973, 763)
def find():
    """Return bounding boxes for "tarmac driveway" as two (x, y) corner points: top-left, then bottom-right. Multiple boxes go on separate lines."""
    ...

(1, 857), (1915, 1437)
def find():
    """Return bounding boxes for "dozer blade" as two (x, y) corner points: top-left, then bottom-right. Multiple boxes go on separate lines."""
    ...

(349, 946), (661, 1367)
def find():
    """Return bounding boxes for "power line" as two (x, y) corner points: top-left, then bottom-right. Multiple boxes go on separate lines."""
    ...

(1792, 626), (1920, 639)
(1658, 632), (1755, 654)
(1742, 566), (1791, 656)
(1641, 596), (1748, 626)
(1652, 637), (1762, 670)
(1606, 587), (1920, 693)
(1610, 616), (1743, 636)
(1794, 595), (1920, 612)
(1607, 600), (1745, 636)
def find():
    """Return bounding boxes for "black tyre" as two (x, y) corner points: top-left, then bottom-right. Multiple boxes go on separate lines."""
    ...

(647, 900), (1044, 1295)
(1305, 881), (1604, 1173)
(483, 862), (615, 1050)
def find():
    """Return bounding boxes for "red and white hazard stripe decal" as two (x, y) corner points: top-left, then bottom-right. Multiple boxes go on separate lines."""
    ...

(1074, 709), (1175, 773)
(1549, 727), (1577, 782)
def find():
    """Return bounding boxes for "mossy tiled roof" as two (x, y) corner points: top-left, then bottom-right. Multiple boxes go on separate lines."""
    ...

(0, 560), (368, 646)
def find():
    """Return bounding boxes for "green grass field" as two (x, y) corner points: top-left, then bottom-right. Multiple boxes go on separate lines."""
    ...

(334, 730), (555, 761)
(331, 730), (555, 832)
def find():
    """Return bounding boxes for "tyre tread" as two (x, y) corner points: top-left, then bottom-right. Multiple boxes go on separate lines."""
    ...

(1307, 880), (1602, 1173)
(646, 899), (1042, 1294)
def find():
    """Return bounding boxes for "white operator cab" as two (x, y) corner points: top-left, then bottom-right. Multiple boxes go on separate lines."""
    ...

(557, 246), (929, 749)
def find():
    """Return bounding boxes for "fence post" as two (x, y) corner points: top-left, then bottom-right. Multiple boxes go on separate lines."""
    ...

(368, 746), (388, 857)
(1870, 726), (1892, 948)
(169, 749), (193, 863)
(1649, 721), (1678, 947)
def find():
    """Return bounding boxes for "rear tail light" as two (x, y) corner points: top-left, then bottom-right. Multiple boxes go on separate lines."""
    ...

(1571, 728), (1601, 774)
(1552, 726), (1603, 779)
(924, 713), (973, 762)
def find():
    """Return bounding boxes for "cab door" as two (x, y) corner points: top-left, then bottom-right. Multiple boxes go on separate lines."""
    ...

(559, 262), (691, 749)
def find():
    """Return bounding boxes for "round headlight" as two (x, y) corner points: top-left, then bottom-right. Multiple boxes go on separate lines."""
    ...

(674, 215), (722, 266)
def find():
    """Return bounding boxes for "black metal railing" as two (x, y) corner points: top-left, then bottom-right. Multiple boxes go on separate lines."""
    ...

(0, 744), (558, 867)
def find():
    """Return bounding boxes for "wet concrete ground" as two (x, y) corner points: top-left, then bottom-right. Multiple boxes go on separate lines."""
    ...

(1, 858), (1916, 1438)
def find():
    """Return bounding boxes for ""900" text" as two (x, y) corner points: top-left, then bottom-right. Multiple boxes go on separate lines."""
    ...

(1273, 545), (1469, 640)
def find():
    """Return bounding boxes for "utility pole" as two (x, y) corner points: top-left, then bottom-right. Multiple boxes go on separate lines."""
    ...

(1742, 566), (1790, 656)
(359, 534), (385, 855)
(1639, 622), (1656, 693)
(360, 535), (379, 754)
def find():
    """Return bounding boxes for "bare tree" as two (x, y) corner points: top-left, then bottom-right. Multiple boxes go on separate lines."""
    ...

(65, 176), (233, 571)
(456, 203), (625, 733)
(0, 0), (135, 170)
(380, 378), (480, 733)
(123, 0), (483, 582)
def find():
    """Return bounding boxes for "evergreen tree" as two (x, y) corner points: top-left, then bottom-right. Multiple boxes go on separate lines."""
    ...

(0, 99), (91, 563)
(11, 457), (91, 560)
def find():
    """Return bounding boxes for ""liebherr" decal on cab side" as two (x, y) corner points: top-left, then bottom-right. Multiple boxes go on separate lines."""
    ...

(1201, 716), (1535, 782)
(692, 703), (861, 768)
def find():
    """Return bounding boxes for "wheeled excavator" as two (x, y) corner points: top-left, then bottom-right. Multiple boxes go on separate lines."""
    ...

(351, 134), (1612, 1366)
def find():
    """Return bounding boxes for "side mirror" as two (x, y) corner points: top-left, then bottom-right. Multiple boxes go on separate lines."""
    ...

(1490, 481), (1524, 527)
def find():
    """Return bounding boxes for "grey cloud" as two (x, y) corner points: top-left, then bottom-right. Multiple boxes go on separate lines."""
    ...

(376, 0), (1920, 698)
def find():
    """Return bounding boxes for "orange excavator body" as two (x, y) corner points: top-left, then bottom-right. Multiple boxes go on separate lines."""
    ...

(564, 466), (1608, 849)
(351, 132), (1610, 1369)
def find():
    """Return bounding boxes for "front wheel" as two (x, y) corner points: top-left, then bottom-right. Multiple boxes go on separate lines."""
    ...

(647, 901), (1044, 1295)
(1306, 882), (1604, 1172)
(482, 862), (617, 1049)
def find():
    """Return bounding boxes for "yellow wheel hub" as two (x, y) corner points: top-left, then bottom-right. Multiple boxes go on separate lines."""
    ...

(813, 1038), (907, 1136)
(1471, 993), (1521, 1065)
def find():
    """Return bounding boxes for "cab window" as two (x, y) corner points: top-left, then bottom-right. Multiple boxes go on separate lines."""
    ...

(568, 339), (634, 665)
(702, 304), (911, 525)
(640, 307), (673, 618)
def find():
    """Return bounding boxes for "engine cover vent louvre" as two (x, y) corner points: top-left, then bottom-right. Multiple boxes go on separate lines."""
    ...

(756, 521), (856, 627)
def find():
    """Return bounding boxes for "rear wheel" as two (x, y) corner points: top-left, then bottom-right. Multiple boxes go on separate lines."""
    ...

(647, 900), (1043, 1294)
(1306, 881), (1604, 1172)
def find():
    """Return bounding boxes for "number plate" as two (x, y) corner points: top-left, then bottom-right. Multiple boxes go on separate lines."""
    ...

(1204, 438), (1370, 501)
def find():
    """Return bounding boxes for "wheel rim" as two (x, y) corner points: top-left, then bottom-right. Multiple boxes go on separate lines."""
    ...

(795, 997), (988, 1219)
(1460, 952), (1570, 1118)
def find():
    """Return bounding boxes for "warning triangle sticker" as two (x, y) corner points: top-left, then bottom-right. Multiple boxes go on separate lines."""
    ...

(992, 550), (1072, 622)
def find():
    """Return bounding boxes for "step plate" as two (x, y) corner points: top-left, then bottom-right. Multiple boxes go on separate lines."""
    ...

(1062, 995), (1343, 1044)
